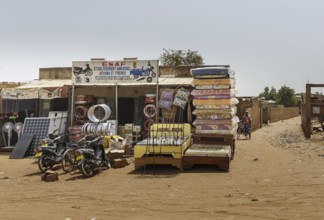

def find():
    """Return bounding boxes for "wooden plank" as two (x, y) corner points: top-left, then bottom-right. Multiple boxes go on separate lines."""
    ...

(134, 157), (182, 170)
(306, 84), (324, 87)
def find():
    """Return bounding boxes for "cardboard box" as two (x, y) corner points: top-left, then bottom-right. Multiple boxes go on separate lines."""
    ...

(48, 111), (68, 135)
(41, 171), (59, 182)
(133, 125), (141, 132)
(125, 134), (133, 141)
(118, 126), (125, 137)
(125, 123), (133, 131)
(113, 158), (127, 168)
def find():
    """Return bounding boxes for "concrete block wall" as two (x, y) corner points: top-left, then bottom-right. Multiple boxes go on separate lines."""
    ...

(268, 107), (299, 123)
(282, 107), (300, 120)
(237, 97), (261, 131)
(39, 67), (72, 80)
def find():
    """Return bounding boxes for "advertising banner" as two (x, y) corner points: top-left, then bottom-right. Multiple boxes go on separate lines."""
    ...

(1, 88), (39, 99)
(72, 60), (159, 84)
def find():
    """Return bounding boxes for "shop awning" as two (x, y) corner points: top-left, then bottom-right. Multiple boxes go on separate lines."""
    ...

(72, 77), (193, 87)
(1, 79), (72, 99)
(1, 77), (194, 100)
(18, 79), (72, 88)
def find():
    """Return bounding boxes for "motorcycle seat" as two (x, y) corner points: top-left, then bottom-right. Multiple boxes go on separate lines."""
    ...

(40, 146), (56, 150)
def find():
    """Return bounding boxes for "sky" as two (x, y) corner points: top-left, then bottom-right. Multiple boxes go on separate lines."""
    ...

(0, 0), (323, 96)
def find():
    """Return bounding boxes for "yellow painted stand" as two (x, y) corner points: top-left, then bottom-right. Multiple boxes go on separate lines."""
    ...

(134, 123), (191, 170)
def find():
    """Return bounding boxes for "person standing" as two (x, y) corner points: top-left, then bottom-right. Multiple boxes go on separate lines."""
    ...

(242, 111), (252, 134)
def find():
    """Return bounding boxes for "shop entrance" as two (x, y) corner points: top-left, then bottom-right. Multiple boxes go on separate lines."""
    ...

(118, 98), (134, 125)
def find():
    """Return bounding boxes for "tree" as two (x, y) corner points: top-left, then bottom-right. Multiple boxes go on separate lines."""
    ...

(160, 49), (204, 66)
(259, 86), (277, 101)
(259, 85), (297, 107)
(277, 85), (298, 107)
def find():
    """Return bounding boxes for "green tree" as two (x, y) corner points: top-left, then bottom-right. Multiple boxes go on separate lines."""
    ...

(277, 85), (297, 107)
(160, 49), (204, 66)
(259, 86), (277, 101)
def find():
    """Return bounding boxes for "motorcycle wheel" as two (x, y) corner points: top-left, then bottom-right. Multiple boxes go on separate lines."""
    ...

(86, 70), (93, 76)
(38, 155), (53, 173)
(80, 159), (95, 177)
(102, 159), (110, 169)
(146, 77), (153, 83)
(133, 74), (139, 79)
(61, 149), (76, 173)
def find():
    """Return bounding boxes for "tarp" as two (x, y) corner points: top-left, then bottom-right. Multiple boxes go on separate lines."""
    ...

(1, 79), (71, 99)
(1, 77), (193, 99)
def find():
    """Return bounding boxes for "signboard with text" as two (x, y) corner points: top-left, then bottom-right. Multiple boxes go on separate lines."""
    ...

(72, 60), (159, 84)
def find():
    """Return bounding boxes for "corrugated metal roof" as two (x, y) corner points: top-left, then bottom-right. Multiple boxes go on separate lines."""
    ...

(18, 79), (72, 88)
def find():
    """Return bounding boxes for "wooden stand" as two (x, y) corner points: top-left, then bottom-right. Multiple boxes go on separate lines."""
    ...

(193, 134), (235, 160)
(182, 133), (235, 171)
(183, 156), (230, 171)
(135, 157), (182, 170)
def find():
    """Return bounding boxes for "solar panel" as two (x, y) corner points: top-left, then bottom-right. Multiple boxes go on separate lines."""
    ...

(10, 134), (34, 159)
(22, 118), (51, 156)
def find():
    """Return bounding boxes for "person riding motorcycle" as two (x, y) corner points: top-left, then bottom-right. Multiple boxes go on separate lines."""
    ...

(242, 111), (252, 134)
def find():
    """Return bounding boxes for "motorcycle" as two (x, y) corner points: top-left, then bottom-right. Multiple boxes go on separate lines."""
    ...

(34, 133), (68, 173)
(237, 121), (251, 140)
(73, 63), (93, 76)
(61, 136), (89, 173)
(130, 64), (156, 83)
(75, 136), (110, 177)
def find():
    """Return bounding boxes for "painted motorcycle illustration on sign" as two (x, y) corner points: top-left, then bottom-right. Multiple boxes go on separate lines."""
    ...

(73, 63), (93, 76)
(130, 62), (156, 83)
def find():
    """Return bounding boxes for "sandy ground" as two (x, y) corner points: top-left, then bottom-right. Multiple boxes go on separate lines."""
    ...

(0, 116), (324, 220)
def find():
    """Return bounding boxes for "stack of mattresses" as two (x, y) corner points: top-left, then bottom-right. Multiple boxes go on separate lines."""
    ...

(191, 67), (239, 135)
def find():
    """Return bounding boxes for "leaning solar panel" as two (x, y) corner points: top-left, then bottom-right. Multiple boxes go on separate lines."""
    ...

(21, 118), (51, 157)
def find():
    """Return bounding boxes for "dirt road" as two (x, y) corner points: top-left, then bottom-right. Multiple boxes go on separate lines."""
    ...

(0, 116), (324, 220)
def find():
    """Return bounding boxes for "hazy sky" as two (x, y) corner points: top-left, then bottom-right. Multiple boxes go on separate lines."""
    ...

(1, 0), (323, 96)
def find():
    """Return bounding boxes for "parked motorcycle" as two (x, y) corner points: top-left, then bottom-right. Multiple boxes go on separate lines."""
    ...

(73, 63), (93, 76)
(61, 136), (88, 173)
(75, 136), (110, 177)
(237, 121), (251, 140)
(34, 133), (68, 173)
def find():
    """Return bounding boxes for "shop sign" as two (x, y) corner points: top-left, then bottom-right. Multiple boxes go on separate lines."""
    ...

(72, 60), (159, 84)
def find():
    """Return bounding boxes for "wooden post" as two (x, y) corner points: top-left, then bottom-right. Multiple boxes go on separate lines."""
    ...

(305, 84), (312, 138)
